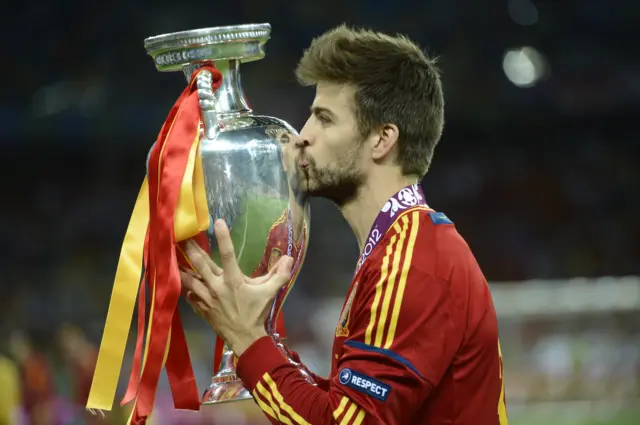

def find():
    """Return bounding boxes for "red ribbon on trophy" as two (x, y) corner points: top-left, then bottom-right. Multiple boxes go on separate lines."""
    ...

(86, 65), (222, 425)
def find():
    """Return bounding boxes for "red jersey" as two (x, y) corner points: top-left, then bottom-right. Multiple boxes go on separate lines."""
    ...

(237, 203), (508, 424)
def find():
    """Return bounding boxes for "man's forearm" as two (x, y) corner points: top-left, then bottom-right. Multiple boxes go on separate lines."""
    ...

(236, 336), (336, 425)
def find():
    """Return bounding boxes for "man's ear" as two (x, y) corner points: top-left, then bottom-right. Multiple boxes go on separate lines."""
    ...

(370, 124), (400, 161)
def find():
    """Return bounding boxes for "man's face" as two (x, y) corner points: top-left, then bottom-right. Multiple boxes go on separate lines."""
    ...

(293, 82), (368, 205)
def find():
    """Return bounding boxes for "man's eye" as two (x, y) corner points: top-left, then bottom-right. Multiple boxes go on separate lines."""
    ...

(318, 115), (331, 124)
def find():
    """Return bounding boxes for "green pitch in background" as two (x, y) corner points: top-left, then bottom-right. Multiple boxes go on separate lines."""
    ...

(511, 405), (639, 425)
(207, 195), (289, 274)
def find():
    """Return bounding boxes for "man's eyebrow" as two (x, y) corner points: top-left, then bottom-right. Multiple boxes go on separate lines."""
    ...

(310, 106), (337, 118)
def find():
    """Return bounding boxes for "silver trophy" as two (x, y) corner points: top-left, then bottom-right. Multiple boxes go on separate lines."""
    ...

(144, 23), (311, 405)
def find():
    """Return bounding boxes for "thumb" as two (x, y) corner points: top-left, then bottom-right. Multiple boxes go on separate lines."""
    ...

(264, 256), (293, 296)
(274, 255), (294, 275)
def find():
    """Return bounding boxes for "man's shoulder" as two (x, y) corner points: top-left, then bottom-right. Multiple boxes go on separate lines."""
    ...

(377, 206), (463, 255)
(381, 206), (456, 238)
(366, 207), (479, 281)
(359, 207), (440, 284)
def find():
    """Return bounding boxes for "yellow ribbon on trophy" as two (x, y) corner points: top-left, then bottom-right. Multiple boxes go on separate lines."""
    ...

(87, 129), (210, 412)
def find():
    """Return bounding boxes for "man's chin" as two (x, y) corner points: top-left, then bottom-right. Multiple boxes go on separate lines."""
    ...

(301, 183), (337, 204)
(300, 176), (321, 195)
(308, 178), (362, 206)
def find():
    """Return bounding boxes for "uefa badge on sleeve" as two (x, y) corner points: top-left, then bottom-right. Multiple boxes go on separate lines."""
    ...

(338, 368), (390, 402)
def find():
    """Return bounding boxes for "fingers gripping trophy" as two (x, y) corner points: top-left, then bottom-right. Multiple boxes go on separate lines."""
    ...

(86, 24), (310, 423)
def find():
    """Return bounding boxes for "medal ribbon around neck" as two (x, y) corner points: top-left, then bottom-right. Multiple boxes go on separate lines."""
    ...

(354, 184), (429, 276)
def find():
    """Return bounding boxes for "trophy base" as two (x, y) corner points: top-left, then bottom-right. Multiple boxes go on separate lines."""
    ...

(201, 372), (253, 405)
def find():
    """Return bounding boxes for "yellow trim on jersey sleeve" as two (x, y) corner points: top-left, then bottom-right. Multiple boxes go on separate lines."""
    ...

(263, 373), (312, 425)
(333, 396), (350, 421)
(384, 210), (421, 348)
(498, 341), (509, 425)
(340, 402), (358, 425)
(365, 208), (425, 348)
(364, 232), (397, 345)
(352, 408), (365, 425)
(375, 215), (410, 347)
(333, 396), (366, 425)
(252, 382), (280, 422)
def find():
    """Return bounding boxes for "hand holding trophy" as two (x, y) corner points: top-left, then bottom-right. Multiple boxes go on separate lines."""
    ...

(87, 24), (310, 424)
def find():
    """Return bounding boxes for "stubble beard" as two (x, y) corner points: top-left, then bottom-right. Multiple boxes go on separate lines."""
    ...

(298, 150), (365, 207)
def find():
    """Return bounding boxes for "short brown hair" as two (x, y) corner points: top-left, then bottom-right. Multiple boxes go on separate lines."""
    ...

(296, 25), (445, 177)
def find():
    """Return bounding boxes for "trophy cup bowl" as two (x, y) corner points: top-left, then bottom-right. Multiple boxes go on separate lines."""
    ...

(144, 23), (310, 405)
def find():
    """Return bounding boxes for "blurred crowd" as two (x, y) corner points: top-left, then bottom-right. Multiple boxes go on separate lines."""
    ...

(0, 325), (109, 425)
(2, 0), (639, 424)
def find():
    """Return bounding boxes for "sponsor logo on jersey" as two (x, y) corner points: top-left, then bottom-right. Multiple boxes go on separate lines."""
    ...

(268, 248), (283, 271)
(336, 282), (358, 337)
(338, 368), (390, 402)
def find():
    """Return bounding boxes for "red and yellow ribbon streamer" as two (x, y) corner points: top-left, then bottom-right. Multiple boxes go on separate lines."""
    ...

(87, 66), (222, 425)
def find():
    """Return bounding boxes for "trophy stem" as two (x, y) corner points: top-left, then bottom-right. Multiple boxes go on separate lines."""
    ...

(184, 60), (251, 116)
(201, 346), (252, 404)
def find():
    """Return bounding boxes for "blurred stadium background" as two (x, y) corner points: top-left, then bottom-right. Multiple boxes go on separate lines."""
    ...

(1, 0), (639, 424)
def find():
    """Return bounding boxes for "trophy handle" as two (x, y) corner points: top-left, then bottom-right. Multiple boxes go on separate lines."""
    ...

(196, 70), (220, 140)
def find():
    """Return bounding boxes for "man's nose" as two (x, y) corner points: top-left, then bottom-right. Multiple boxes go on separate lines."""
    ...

(291, 130), (311, 148)
(297, 119), (314, 148)
(294, 136), (310, 148)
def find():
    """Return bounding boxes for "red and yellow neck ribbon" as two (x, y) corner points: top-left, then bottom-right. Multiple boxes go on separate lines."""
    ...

(87, 65), (222, 425)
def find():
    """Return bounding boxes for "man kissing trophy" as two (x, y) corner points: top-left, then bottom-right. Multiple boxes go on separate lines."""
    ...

(86, 23), (310, 424)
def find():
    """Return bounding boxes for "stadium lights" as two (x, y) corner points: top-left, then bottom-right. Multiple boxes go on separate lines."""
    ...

(502, 46), (548, 88)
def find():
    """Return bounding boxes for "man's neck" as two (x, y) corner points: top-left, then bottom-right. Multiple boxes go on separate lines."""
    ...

(341, 172), (418, 253)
